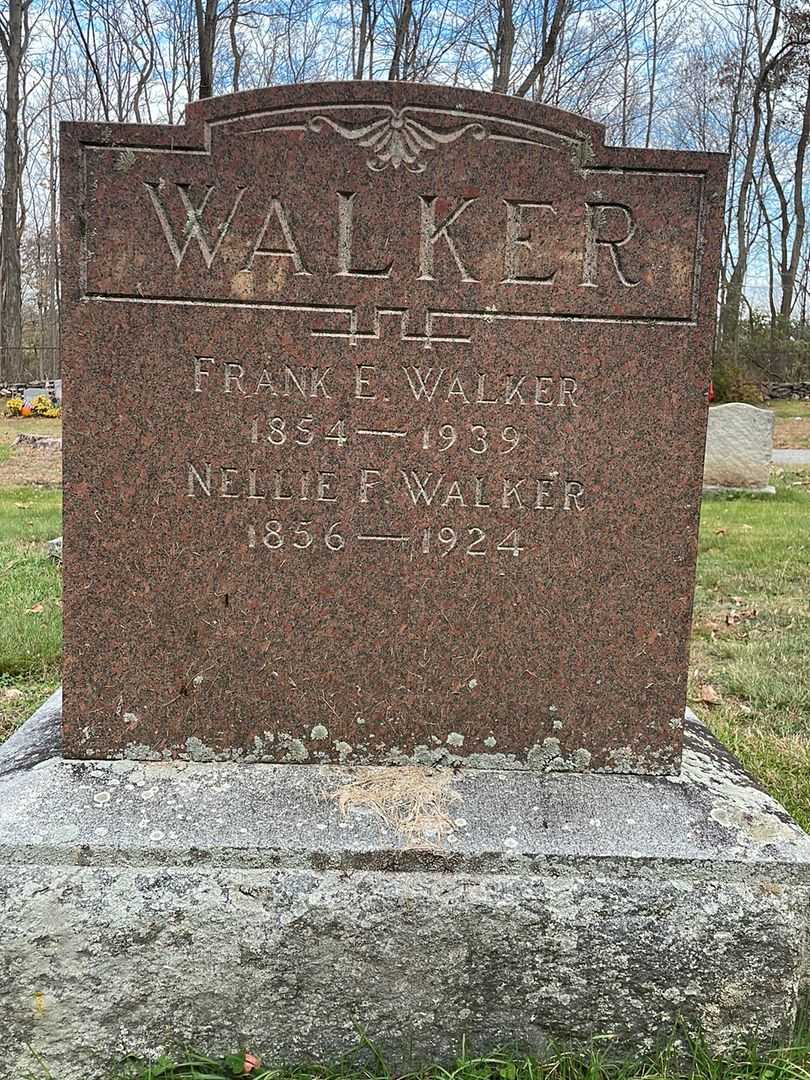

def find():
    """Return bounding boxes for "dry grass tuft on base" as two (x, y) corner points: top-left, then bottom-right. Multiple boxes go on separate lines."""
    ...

(332, 766), (461, 847)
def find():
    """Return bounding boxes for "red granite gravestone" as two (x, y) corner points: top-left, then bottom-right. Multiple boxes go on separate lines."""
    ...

(60, 83), (726, 771)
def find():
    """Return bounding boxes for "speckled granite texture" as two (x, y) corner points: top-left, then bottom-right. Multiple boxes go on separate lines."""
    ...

(0, 700), (808, 1079)
(60, 83), (727, 770)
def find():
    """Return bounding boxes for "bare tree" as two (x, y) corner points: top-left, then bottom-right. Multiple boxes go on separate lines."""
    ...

(195, 0), (219, 97)
(350, 0), (381, 78)
(490, 0), (516, 91)
(765, 6), (810, 321)
(720, 0), (810, 346)
(387, 0), (413, 78)
(514, 0), (569, 96)
(0, 0), (34, 381)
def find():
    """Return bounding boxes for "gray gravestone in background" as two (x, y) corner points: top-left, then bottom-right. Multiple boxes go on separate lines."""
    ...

(703, 403), (775, 493)
(22, 387), (47, 405)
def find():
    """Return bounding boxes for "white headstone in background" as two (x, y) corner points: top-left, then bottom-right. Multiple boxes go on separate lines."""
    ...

(703, 403), (775, 493)
(22, 387), (47, 405)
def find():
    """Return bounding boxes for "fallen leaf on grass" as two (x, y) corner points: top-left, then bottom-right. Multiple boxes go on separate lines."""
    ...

(25, 603), (44, 614)
(14, 502), (31, 509)
(699, 683), (722, 705)
(741, 524), (753, 531)
(726, 606), (757, 626)
(714, 528), (727, 536)
(0, 688), (23, 702)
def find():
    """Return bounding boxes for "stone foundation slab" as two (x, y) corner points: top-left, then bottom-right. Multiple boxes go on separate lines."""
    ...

(0, 696), (808, 1079)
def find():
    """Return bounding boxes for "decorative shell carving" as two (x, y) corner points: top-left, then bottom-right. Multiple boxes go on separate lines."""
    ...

(307, 108), (487, 173)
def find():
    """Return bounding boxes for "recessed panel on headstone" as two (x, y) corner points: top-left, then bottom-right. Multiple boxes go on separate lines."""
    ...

(60, 83), (726, 771)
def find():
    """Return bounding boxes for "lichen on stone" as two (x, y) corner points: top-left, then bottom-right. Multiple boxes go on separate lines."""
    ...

(334, 741), (353, 762)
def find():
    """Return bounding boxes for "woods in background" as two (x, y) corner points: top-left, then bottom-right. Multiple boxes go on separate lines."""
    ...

(0, 0), (809, 390)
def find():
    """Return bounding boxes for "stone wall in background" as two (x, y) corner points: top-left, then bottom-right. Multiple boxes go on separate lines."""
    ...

(769, 382), (810, 400)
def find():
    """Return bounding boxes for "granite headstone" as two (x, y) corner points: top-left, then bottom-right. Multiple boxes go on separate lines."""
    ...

(60, 83), (726, 771)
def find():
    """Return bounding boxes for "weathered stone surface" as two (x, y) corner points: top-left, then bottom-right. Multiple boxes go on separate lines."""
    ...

(61, 84), (726, 770)
(703, 403), (775, 493)
(1, 699), (808, 1079)
(47, 536), (63, 562)
(0, 688), (61, 778)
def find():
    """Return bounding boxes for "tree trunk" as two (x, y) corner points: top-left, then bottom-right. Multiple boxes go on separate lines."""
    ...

(195, 0), (218, 98)
(644, 0), (658, 149)
(780, 70), (810, 320)
(0, 0), (28, 382)
(719, 1), (781, 348)
(514, 0), (567, 99)
(353, 0), (376, 79)
(229, 0), (242, 93)
(491, 0), (515, 93)
(388, 0), (412, 80)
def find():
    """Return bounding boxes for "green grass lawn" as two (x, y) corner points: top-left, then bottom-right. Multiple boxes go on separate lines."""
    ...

(767, 400), (810, 419)
(767, 400), (810, 448)
(0, 486), (62, 741)
(82, 1042), (809, 1080)
(690, 478), (810, 830)
(0, 415), (62, 487)
(0, 416), (62, 442)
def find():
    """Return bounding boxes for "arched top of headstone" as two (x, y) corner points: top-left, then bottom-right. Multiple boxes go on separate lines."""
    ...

(709, 401), (773, 419)
(183, 82), (608, 161)
(63, 81), (726, 185)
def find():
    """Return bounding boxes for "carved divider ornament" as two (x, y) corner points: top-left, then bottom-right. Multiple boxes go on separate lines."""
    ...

(306, 108), (488, 173)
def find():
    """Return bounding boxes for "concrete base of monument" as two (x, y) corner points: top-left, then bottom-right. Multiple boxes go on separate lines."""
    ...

(0, 694), (808, 1080)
